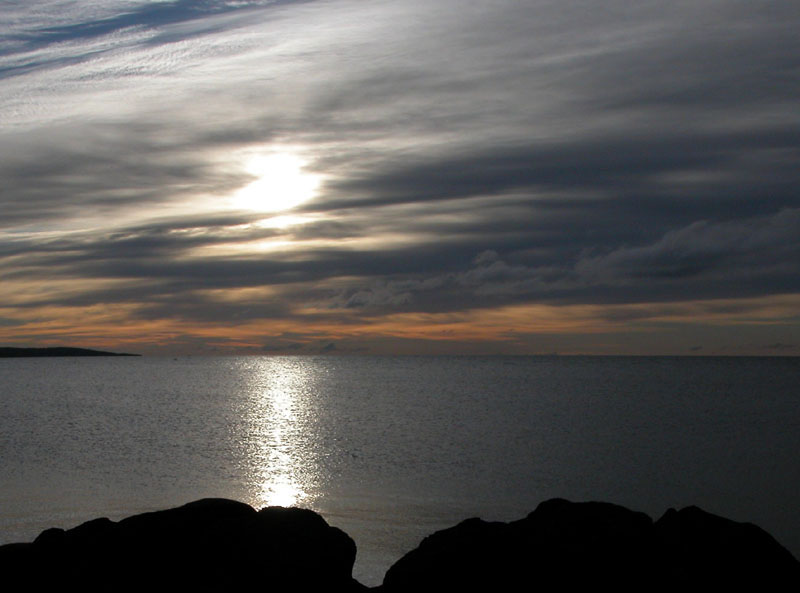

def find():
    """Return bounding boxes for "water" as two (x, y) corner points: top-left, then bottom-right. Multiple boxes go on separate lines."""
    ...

(1, 355), (798, 585)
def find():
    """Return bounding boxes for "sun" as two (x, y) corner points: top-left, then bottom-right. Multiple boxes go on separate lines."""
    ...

(231, 151), (320, 213)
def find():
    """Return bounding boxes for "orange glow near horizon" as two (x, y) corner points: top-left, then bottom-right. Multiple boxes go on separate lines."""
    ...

(1, 293), (798, 356)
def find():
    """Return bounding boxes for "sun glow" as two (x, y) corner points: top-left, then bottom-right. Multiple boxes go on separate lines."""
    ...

(231, 151), (320, 213)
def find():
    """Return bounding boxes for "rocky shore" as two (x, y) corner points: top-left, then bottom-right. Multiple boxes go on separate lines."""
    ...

(1, 498), (797, 590)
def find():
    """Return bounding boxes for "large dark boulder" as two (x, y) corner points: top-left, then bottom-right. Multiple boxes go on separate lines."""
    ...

(381, 516), (513, 590)
(0, 498), (365, 592)
(380, 499), (800, 591)
(654, 505), (800, 587)
(381, 498), (656, 591)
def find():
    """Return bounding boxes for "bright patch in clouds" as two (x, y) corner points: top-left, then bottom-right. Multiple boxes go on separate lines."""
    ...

(0, 0), (797, 356)
(231, 151), (320, 213)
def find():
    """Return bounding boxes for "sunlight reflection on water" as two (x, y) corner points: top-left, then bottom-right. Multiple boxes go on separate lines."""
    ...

(238, 358), (317, 509)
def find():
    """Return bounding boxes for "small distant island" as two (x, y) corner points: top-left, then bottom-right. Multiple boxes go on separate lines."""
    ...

(0, 347), (140, 358)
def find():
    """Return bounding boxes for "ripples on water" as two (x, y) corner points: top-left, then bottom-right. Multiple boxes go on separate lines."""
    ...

(0, 355), (798, 585)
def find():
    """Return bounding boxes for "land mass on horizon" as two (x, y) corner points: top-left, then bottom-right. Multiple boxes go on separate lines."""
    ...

(0, 347), (140, 358)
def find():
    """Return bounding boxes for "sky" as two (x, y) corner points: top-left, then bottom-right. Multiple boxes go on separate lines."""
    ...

(1, 0), (798, 355)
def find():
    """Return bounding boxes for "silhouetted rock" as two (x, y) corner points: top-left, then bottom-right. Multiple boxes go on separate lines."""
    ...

(382, 516), (511, 590)
(381, 498), (656, 591)
(654, 505), (800, 587)
(2, 498), (797, 591)
(380, 498), (800, 591)
(0, 498), (364, 591)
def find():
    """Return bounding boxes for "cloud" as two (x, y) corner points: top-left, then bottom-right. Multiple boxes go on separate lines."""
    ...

(0, 317), (24, 327)
(3, 1), (283, 56)
(0, 0), (798, 353)
(575, 208), (800, 288)
(318, 207), (800, 316)
(3, 203), (799, 325)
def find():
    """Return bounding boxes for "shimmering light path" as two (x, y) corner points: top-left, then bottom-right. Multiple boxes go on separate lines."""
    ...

(250, 359), (311, 507)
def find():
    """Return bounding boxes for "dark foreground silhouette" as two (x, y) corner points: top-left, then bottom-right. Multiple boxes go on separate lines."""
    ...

(1, 498), (797, 591)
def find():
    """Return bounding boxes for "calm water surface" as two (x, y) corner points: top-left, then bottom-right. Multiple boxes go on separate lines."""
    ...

(1, 355), (798, 585)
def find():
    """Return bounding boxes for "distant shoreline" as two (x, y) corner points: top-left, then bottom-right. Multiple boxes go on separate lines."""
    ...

(0, 347), (140, 358)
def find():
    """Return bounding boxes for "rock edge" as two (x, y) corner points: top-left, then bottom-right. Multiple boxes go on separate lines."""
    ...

(1, 497), (797, 591)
